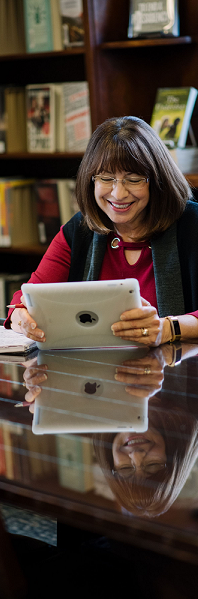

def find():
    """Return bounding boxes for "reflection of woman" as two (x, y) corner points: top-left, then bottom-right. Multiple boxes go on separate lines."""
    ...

(5, 116), (198, 347)
(93, 345), (198, 517)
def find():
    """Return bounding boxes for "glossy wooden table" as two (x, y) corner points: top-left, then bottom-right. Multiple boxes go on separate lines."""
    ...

(0, 342), (198, 595)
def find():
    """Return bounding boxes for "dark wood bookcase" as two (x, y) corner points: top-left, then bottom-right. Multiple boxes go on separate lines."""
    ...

(1, 0), (198, 273)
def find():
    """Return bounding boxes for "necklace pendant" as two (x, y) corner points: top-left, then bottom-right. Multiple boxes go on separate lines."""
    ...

(111, 237), (120, 249)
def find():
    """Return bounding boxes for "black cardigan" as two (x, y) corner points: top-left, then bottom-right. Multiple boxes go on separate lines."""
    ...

(63, 200), (198, 318)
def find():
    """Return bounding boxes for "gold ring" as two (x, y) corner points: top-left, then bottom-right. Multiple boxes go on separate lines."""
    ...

(141, 328), (148, 337)
(144, 367), (151, 375)
(18, 321), (22, 327)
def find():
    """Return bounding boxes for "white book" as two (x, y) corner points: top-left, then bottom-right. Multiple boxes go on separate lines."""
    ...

(61, 82), (92, 152)
(0, 326), (36, 354)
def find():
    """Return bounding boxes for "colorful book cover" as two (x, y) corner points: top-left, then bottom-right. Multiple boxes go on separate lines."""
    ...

(128, 0), (179, 38)
(59, 0), (84, 47)
(23, 0), (54, 53)
(150, 87), (198, 148)
(34, 180), (61, 244)
(26, 84), (55, 152)
(62, 81), (92, 152)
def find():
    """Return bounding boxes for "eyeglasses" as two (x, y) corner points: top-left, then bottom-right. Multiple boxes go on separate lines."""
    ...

(92, 175), (149, 191)
(112, 463), (167, 479)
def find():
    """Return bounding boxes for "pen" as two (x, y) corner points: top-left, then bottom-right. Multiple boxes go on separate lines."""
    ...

(14, 401), (30, 407)
(7, 303), (25, 309)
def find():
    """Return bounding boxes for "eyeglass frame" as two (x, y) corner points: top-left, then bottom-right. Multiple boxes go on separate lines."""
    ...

(92, 175), (149, 189)
(111, 463), (167, 479)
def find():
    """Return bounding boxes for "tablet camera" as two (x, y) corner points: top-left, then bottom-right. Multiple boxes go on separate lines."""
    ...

(76, 311), (99, 326)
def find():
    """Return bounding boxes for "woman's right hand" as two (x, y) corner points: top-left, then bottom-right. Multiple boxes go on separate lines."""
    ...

(10, 297), (46, 343)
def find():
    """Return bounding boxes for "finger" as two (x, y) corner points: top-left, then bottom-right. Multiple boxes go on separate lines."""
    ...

(24, 386), (41, 403)
(115, 372), (163, 386)
(23, 365), (48, 382)
(20, 294), (27, 307)
(141, 297), (151, 306)
(23, 371), (48, 386)
(119, 305), (157, 322)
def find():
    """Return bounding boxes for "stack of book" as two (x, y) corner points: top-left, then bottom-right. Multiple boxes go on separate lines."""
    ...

(0, 0), (84, 56)
(0, 176), (78, 248)
(0, 81), (91, 154)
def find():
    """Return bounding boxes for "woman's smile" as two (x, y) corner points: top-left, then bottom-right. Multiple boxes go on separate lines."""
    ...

(94, 170), (150, 232)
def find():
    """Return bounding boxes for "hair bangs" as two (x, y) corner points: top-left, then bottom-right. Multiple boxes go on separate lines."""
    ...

(93, 134), (147, 177)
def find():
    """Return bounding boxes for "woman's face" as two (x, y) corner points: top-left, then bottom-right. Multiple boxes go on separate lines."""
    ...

(93, 170), (150, 231)
(112, 429), (167, 479)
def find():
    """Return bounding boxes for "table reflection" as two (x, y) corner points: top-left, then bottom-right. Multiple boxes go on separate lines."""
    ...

(19, 343), (198, 518)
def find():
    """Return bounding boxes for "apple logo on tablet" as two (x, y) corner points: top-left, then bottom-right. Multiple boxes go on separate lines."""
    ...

(76, 311), (99, 326)
(81, 380), (103, 397)
(84, 382), (100, 394)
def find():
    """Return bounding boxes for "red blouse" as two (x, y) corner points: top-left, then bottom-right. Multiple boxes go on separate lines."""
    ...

(4, 226), (198, 327)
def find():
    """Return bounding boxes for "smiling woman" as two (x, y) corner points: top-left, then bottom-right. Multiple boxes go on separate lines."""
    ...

(93, 402), (198, 517)
(4, 115), (198, 349)
(112, 430), (167, 478)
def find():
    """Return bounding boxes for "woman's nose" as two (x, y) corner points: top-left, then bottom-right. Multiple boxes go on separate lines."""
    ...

(110, 181), (129, 200)
(128, 449), (146, 467)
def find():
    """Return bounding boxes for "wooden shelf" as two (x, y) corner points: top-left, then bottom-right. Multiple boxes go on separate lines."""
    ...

(100, 36), (193, 49)
(0, 152), (84, 160)
(0, 245), (48, 255)
(185, 174), (198, 187)
(0, 47), (85, 62)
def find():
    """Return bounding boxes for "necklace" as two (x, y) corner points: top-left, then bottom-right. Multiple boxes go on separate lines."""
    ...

(111, 237), (150, 250)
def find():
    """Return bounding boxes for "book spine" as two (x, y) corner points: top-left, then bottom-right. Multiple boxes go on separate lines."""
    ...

(23, 0), (54, 53)
(62, 82), (92, 152)
(26, 84), (56, 153)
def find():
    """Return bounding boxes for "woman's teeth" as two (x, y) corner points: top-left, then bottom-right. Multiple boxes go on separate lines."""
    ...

(110, 202), (132, 209)
(125, 438), (148, 446)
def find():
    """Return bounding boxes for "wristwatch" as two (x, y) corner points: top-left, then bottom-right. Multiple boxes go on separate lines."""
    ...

(166, 316), (181, 343)
(168, 342), (182, 367)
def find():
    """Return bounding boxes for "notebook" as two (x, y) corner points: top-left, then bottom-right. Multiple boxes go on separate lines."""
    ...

(32, 347), (149, 434)
(21, 279), (142, 350)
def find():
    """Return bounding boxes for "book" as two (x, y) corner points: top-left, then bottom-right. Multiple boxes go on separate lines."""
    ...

(5, 87), (27, 152)
(150, 87), (198, 149)
(169, 147), (198, 174)
(0, 273), (30, 319)
(34, 180), (61, 243)
(26, 83), (56, 152)
(56, 178), (78, 224)
(0, 178), (39, 247)
(23, 0), (54, 53)
(0, 0), (26, 56)
(61, 81), (92, 152)
(59, 0), (84, 47)
(34, 178), (78, 242)
(0, 87), (6, 153)
(128, 0), (179, 38)
(56, 434), (94, 492)
(0, 326), (37, 355)
(50, 0), (63, 51)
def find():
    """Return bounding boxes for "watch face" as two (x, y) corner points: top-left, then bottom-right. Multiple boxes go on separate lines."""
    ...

(172, 319), (181, 337)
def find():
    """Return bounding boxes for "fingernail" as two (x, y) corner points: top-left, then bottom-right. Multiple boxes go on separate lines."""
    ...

(31, 323), (36, 330)
(39, 332), (44, 338)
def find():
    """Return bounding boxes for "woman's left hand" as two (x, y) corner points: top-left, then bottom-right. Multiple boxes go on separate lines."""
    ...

(111, 298), (170, 347)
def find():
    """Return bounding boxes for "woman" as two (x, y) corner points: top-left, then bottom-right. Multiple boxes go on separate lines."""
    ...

(5, 116), (198, 346)
(93, 343), (198, 517)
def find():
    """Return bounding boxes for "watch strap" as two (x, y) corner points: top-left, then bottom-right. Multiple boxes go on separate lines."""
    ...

(166, 316), (181, 343)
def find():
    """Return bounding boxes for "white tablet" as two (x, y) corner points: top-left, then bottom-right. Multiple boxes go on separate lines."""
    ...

(32, 348), (149, 435)
(21, 279), (142, 350)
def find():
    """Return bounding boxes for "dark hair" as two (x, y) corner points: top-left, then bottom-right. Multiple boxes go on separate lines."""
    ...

(76, 116), (193, 241)
(93, 403), (198, 517)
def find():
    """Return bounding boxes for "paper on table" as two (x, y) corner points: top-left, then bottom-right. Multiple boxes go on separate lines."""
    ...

(0, 326), (37, 354)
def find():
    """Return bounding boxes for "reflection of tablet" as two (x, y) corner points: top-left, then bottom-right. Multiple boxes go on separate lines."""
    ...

(21, 279), (142, 350)
(32, 348), (149, 435)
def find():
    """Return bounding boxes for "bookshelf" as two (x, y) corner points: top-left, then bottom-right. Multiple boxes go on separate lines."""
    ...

(0, 0), (198, 274)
